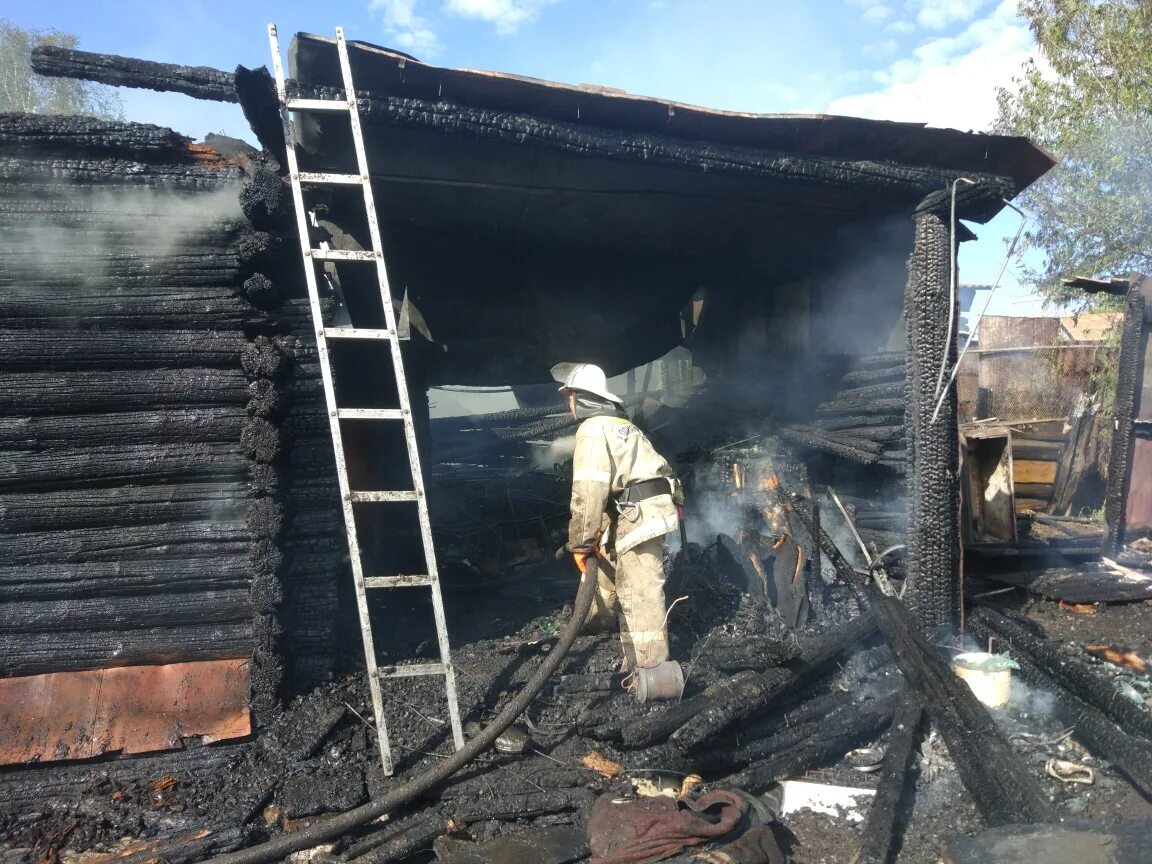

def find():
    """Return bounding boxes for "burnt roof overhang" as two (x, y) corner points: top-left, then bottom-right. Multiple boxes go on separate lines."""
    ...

(287, 32), (1054, 248)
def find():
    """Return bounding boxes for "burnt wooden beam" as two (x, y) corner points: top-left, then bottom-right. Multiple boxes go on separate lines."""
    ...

(778, 425), (883, 464)
(0, 483), (250, 533)
(855, 694), (925, 864)
(0, 443), (250, 491)
(904, 207), (961, 627)
(0, 329), (247, 371)
(0, 408), (247, 448)
(0, 589), (253, 635)
(968, 614), (1152, 799)
(670, 611), (877, 752)
(721, 690), (900, 793)
(31, 45), (239, 103)
(0, 558), (252, 601)
(868, 589), (1055, 825)
(970, 607), (1152, 741)
(0, 622), (252, 677)
(296, 84), (1015, 206)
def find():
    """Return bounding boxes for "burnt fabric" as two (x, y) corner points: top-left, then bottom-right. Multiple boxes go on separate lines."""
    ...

(569, 412), (680, 667)
(587, 790), (745, 864)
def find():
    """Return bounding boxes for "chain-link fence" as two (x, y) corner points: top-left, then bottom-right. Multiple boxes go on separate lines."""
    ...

(957, 345), (1114, 423)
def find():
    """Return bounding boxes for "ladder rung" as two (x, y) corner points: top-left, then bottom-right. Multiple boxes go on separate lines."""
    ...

(323, 327), (394, 340)
(349, 490), (419, 503)
(377, 662), (445, 679)
(284, 96), (351, 112)
(337, 408), (404, 420)
(365, 575), (435, 589)
(310, 249), (378, 261)
(297, 171), (364, 185)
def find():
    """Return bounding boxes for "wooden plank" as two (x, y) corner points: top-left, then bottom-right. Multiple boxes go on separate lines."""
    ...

(1014, 483), (1054, 500)
(0, 659), (251, 765)
(1016, 498), (1050, 513)
(1013, 460), (1058, 485)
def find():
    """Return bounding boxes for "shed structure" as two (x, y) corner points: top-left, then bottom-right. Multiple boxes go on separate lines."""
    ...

(0, 32), (1056, 764)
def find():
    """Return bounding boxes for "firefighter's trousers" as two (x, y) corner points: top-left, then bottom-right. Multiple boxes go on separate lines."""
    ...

(584, 536), (669, 669)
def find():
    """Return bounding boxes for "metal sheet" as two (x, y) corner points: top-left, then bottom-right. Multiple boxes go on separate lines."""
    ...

(0, 659), (251, 765)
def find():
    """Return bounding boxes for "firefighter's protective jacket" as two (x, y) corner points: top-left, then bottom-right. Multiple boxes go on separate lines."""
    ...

(568, 416), (680, 556)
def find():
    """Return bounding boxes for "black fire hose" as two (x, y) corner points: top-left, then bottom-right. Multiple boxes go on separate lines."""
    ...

(204, 562), (600, 864)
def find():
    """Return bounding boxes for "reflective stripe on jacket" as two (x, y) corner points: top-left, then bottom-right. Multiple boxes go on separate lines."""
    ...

(568, 416), (679, 556)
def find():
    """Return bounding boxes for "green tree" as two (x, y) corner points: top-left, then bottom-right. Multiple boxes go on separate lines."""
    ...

(995, 0), (1152, 309)
(0, 19), (121, 117)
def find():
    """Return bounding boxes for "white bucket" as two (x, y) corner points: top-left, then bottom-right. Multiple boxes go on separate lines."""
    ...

(952, 651), (1012, 708)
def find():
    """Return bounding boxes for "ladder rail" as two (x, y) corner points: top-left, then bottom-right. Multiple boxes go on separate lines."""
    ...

(267, 23), (466, 776)
(333, 27), (467, 756)
(267, 23), (397, 775)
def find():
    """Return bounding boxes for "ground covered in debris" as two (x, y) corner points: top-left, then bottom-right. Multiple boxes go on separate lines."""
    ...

(4, 540), (1152, 864)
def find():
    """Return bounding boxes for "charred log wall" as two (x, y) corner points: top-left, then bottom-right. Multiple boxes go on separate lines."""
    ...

(903, 208), (960, 627)
(0, 113), (345, 720)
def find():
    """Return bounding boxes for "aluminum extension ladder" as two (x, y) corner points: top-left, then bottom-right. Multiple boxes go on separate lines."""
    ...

(267, 24), (465, 775)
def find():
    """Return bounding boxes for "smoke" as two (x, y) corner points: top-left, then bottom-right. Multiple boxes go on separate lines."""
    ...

(528, 432), (576, 472)
(2, 184), (243, 290)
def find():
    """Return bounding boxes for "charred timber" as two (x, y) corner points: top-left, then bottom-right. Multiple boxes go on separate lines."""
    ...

(721, 691), (900, 793)
(0, 589), (252, 635)
(0, 520), (250, 565)
(0, 157), (243, 190)
(0, 113), (221, 159)
(0, 408), (247, 449)
(816, 397), (905, 417)
(841, 365), (906, 386)
(32, 45), (240, 103)
(970, 607), (1152, 741)
(0, 329), (246, 371)
(967, 615), (1152, 799)
(671, 611), (877, 751)
(0, 288), (272, 328)
(855, 695), (925, 864)
(0, 621), (251, 677)
(0, 483), (249, 533)
(0, 369), (249, 416)
(778, 425), (882, 464)
(868, 588), (1055, 825)
(903, 208), (960, 627)
(817, 413), (904, 430)
(619, 670), (760, 749)
(0, 557), (251, 601)
(292, 84), (1016, 205)
(0, 443), (249, 491)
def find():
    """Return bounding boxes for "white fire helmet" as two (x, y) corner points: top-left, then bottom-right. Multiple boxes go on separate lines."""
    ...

(550, 362), (624, 405)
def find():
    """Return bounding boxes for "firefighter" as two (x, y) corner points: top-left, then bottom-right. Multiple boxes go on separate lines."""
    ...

(552, 362), (683, 672)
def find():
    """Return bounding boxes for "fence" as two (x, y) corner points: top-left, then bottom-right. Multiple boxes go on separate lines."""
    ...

(957, 345), (1114, 424)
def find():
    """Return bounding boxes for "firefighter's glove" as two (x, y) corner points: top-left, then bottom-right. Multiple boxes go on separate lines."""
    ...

(671, 478), (686, 507)
(572, 550), (595, 575)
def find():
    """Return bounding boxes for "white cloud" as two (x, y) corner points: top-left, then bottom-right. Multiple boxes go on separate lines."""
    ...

(370, 0), (441, 54)
(908, 0), (993, 30)
(863, 38), (899, 58)
(826, 0), (1038, 131)
(885, 19), (916, 34)
(442, 0), (561, 35)
(863, 4), (894, 23)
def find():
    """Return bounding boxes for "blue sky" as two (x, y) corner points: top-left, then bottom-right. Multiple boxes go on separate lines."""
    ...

(10, 0), (1054, 316)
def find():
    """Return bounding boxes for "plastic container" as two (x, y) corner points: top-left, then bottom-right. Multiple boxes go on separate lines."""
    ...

(634, 660), (685, 703)
(952, 651), (1012, 708)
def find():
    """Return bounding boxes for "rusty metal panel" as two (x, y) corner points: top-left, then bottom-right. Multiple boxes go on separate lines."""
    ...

(0, 659), (251, 765)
